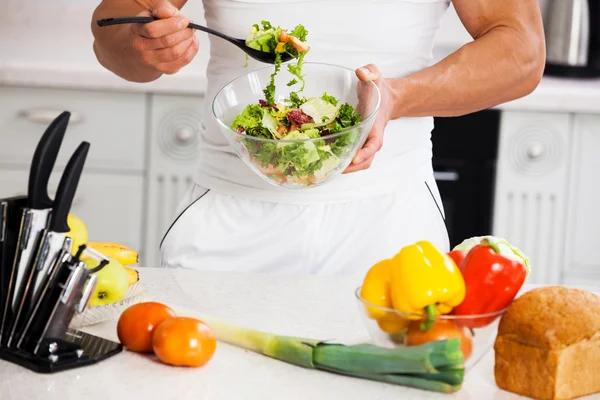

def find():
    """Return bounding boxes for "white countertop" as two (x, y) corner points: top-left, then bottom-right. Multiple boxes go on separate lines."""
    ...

(1, 268), (599, 400)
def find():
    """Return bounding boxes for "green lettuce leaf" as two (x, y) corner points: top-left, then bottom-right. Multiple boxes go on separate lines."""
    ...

(231, 104), (263, 132)
(289, 24), (308, 42)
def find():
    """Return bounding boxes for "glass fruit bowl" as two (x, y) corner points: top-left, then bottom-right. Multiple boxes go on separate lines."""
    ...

(355, 287), (507, 371)
(212, 62), (381, 189)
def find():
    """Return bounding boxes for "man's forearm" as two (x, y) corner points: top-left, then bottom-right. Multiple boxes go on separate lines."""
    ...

(389, 25), (545, 118)
(91, 1), (162, 82)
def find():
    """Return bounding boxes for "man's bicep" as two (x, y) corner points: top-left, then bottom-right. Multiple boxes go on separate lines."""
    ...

(452, 0), (543, 39)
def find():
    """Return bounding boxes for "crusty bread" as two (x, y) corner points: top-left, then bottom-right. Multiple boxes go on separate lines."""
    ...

(494, 286), (600, 400)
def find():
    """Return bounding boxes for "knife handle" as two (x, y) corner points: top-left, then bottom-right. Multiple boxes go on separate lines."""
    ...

(51, 142), (90, 233)
(28, 112), (70, 210)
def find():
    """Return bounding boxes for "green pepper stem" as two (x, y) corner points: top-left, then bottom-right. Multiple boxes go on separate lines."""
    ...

(420, 305), (437, 332)
(480, 238), (501, 254)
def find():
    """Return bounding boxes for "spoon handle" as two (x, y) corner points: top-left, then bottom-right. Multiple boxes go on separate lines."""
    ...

(96, 17), (241, 47)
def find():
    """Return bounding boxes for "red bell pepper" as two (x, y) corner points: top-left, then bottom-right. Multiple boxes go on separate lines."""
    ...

(447, 250), (467, 271)
(452, 239), (527, 328)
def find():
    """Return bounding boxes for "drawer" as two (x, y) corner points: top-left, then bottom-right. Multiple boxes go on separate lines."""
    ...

(0, 167), (144, 252)
(0, 86), (146, 171)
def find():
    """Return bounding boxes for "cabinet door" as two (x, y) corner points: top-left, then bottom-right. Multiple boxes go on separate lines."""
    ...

(493, 111), (572, 285)
(143, 94), (204, 266)
(563, 114), (600, 284)
(0, 168), (144, 252)
(0, 86), (146, 172)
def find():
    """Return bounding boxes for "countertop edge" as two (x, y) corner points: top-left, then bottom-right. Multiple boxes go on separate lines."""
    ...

(3, 63), (600, 114)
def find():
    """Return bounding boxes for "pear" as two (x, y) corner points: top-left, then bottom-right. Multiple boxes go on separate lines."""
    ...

(83, 257), (130, 307)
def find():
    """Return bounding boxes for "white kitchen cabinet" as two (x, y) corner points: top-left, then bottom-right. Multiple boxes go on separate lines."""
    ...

(0, 167), (144, 252)
(0, 84), (148, 262)
(562, 114), (600, 285)
(0, 85), (146, 172)
(493, 111), (573, 285)
(142, 94), (204, 267)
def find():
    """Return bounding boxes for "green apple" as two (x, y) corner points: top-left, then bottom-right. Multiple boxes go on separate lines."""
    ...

(83, 257), (129, 307)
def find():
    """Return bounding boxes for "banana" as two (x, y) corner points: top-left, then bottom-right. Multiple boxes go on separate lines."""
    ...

(67, 214), (88, 256)
(125, 267), (139, 286)
(86, 242), (139, 266)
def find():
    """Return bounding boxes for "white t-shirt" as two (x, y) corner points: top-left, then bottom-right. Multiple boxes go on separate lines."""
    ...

(195, 0), (451, 205)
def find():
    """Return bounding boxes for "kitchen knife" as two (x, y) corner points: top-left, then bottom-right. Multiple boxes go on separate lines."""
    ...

(17, 244), (107, 352)
(16, 252), (76, 353)
(13, 238), (72, 349)
(43, 261), (97, 341)
(7, 142), (90, 347)
(0, 196), (27, 344)
(1, 111), (69, 346)
(31, 262), (86, 355)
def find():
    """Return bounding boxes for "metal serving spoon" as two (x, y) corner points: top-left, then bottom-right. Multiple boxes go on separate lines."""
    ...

(96, 17), (295, 64)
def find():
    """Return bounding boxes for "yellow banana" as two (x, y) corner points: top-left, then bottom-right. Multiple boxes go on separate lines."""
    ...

(67, 214), (88, 256)
(86, 242), (139, 266)
(125, 267), (139, 286)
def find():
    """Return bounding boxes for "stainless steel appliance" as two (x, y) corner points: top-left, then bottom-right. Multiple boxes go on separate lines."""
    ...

(544, 0), (600, 78)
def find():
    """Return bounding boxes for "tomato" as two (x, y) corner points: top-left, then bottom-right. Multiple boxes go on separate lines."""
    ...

(117, 302), (176, 353)
(406, 319), (473, 361)
(152, 317), (217, 368)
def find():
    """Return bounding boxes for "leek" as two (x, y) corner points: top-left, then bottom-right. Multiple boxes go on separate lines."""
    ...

(172, 306), (465, 393)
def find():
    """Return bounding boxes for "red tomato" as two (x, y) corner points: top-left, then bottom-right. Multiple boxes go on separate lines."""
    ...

(152, 317), (217, 368)
(117, 302), (176, 353)
(406, 319), (473, 361)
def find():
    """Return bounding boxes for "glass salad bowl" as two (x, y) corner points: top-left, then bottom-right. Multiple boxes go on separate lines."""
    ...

(212, 62), (381, 189)
(354, 287), (507, 372)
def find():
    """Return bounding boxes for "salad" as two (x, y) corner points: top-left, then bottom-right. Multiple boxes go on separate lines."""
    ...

(245, 21), (309, 105)
(231, 21), (365, 186)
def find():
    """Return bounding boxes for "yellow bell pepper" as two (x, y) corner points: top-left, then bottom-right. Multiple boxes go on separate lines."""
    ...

(360, 259), (409, 334)
(360, 259), (393, 320)
(275, 42), (286, 53)
(390, 240), (465, 329)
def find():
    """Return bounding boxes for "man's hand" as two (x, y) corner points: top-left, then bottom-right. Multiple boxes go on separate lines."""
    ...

(131, 0), (199, 75)
(344, 64), (396, 174)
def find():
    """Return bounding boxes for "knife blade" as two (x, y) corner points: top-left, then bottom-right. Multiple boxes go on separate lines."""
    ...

(43, 261), (96, 341)
(7, 142), (90, 347)
(1, 111), (70, 346)
(0, 196), (27, 345)
(32, 262), (85, 355)
(29, 143), (89, 309)
(16, 252), (75, 353)
(14, 238), (72, 350)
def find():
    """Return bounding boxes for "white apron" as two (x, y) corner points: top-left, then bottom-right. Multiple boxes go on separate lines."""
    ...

(161, 0), (452, 277)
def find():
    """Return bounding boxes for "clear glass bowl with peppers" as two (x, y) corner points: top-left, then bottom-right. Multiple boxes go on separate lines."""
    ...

(356, 237), (530, 372)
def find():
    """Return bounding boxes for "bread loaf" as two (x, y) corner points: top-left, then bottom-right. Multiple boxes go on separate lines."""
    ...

(494, 286), (600, 400)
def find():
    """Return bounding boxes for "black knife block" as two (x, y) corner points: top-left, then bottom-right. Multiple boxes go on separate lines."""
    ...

(0, 329), (123, 373)
(0, 111), (124, 373)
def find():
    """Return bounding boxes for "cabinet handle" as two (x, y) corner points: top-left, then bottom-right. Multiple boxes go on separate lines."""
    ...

(174, 127), (195, 144)
(19, 109), (83, 125)
(526, 142), (544, 160)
